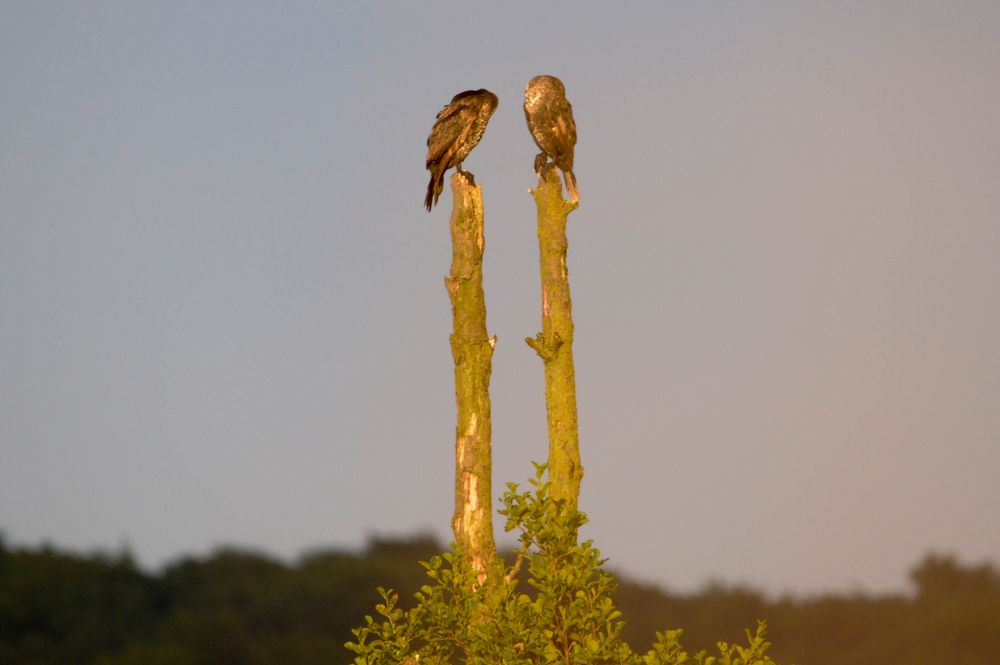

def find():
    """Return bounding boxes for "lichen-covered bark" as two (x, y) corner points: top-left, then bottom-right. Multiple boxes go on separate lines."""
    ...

(444, 172), (497, 583)
(526, 169), (584, 510)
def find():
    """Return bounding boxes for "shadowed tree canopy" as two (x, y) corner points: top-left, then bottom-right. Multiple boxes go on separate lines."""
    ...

(0, 537), (997, 665)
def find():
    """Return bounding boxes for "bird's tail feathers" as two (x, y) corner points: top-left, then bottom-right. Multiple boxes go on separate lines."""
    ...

(425, 168), (445, 212)
(425, 176), (436, 212)
(564, 169), (579, 204)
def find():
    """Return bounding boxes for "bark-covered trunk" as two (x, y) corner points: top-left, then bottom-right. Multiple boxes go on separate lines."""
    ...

(526, 169), (583, 511)
(444, 172), (497, 583)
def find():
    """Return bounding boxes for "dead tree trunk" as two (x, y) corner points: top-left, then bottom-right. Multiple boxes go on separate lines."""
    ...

(526, 169), (583, 511)
(444, 171), (497, 583)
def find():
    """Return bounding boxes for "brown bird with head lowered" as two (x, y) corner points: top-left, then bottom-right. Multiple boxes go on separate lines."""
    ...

(424, 89), (499, 211)
(524, 75), (579, 203)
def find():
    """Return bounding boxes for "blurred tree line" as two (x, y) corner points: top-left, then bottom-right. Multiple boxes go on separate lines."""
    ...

(1, 533), (997, 665)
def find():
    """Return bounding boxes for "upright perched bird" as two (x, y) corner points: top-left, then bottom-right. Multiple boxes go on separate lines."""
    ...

(523, 75), (579, 203)
(424, 89), (499, 211)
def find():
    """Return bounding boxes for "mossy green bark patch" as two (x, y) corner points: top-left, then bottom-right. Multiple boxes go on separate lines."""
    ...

(527, 169), (583, 510)
(445, 171), (497, 584)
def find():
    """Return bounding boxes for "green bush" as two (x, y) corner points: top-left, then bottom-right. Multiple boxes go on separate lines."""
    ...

(347, 465), (780, 665)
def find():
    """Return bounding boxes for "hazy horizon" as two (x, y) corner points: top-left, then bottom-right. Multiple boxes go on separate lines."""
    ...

(5, 527), (991, 603)
(3, 2), (999, 597)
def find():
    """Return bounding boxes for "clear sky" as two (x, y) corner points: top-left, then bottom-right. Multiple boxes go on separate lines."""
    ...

(2, 2), (999, 596)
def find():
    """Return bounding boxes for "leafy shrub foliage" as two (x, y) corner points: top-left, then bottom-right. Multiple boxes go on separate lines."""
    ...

(347, 465), (780, 665)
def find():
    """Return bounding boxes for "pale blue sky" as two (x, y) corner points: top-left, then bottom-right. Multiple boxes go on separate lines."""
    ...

(2, 2), (999, 595)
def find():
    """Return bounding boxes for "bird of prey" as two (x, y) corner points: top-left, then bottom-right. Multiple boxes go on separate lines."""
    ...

(523, 75), (579, 203)
(424, 89), (499, 211)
